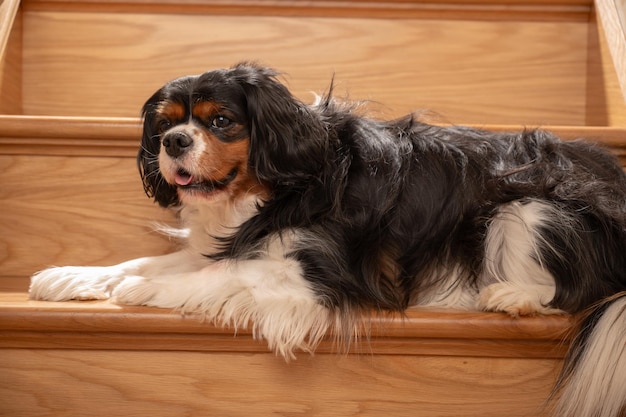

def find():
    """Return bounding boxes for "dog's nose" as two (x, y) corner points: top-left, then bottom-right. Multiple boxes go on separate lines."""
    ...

(162, 132), (193, 158)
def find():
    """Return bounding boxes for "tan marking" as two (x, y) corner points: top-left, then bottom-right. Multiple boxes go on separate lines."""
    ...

(192, 101), (221, 120)
(157, 102), (185, 121)
(195, 133), (269, 201)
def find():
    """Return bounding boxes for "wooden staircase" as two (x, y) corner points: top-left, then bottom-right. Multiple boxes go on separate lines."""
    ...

(0, 291), (572, 417)
(1, 0), (625, 415)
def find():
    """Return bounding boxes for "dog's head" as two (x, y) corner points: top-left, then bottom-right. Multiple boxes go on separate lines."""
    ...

(138, 62), (328, 207)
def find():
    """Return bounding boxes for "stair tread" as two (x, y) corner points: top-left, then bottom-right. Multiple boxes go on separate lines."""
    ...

(0, 290), (572, 358)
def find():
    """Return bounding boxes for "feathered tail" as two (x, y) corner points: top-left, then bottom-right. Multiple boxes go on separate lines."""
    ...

(551, 292), (626, 417)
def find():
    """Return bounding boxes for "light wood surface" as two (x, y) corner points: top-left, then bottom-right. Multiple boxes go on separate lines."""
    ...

(0, 118), (624, 279)
(0, 291), (572, 355)
(1, 115), (625, 158)
(22, 0), (595, 20)
(0, 290), (568, 416)
(595, 0), (626, 102)
(0, 153), (177, 278)
(1, 118), (624, 280)
(0, 349), (559, 417)
(18, 8), (589, 125)
(586, 8), (626, 125)
(0, 0), (20, 60)
(1, 2), (624, 415)
(0, 1), (21, 115)
(2, 0), (624, 125)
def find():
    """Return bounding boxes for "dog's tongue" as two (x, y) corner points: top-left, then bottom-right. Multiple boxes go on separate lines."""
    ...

(175, 171), (194, 186)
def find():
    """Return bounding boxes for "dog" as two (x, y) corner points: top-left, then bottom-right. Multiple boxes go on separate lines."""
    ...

(30, 62), (626, 417)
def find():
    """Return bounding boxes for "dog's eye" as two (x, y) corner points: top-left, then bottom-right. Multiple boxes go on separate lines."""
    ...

(212, 115), (232, 129)
(157, 119), (171, 133)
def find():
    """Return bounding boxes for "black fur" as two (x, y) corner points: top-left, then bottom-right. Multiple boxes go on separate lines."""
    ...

(136, 63), (626, 416)
(139, 62), (626, 317)
(138, 80), (186, 207)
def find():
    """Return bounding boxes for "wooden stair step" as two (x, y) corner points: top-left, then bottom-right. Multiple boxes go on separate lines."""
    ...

(0, 289), (571, 417)
(0, 290), (573, 357)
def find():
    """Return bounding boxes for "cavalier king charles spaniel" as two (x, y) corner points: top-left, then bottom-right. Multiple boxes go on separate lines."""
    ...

(30, 62), (626, 417)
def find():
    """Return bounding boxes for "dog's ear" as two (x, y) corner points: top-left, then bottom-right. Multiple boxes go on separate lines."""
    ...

(137, 90), (179, 207)
(232, 63), (328, 186)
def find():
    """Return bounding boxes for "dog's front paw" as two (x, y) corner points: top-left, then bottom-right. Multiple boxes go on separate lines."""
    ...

(112, 274), (208, 311)
(30, 266), (127, 301)
(112, 275), (189, 309)
(111, 276), (164, 307)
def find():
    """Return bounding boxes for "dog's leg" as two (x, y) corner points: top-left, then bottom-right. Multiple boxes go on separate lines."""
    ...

(112, 242), (331, 359)
(477, 200), (564, 316)
(29, 250), (209, 302)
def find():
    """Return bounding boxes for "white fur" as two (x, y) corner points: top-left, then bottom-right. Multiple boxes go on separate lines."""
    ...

(30, 195), (333, 359)
(29, 250), (208, 302)
(551, 296), (626, 417)
(412, 200), (566, 316)
(30, 197), (567, 358)
(112, 233), (331, 359)
(181, 193), (261, 253)
(416, 265), (478, 309)
(477, 200), (563, 316)
(157, 122), (207, 186)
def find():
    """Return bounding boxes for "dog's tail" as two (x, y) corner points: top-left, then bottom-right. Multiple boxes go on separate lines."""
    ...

(551, 292), (626, 417)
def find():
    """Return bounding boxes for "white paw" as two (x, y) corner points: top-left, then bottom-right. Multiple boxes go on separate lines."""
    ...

(112, 269), (225, 311)
(111, 276), (164, 307)
(30, 266), (127, 301)
(111, 274), (195, 310)
(477, 282), (564, 317)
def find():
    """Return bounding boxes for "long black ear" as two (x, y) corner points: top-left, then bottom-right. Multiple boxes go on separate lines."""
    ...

(232, 63), (329, 186)
(137, 91), (179, 207)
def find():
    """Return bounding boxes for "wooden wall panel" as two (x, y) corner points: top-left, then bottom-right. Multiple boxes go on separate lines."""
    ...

(0, 349), (560, 417)
(585, 9), (626, 126)
(21, 11), (588, 125)
(0, 0), (20, 59)
(1, 121), (624, 282)
(0, 4), (22, 115)
(595, 0), (626, 104)
(0, 154), (176, 278)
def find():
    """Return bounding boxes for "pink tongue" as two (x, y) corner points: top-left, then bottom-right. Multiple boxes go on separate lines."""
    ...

(175, 171), (194, 186)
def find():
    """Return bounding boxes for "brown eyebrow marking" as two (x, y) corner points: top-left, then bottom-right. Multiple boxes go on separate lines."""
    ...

(157, 102), (186, 121)
(192, 101), (223, 120)
(192, 100), (247, 141)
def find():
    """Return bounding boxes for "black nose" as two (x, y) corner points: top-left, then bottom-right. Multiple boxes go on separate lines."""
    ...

(162, 131), (193, 158)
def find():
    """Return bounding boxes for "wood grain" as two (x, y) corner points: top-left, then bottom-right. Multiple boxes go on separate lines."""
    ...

(1, 120), (625, 280)
(19, 10), (589, 125)
(0, 2), (21, 115)
(0, 4), (621, 416)
(22, 0), (594, 21)
(4, 0), (625, 125)
(595, 0), (626, 102)
(2, 116), (625, 158)
(0, 349), (560, 417)
(586, 7), (626, 126)
(0, 291), (572, 356)
(0, 115), (142, 156)
(0, 154), (177, 277)
(0, 291), (567, 415)
(0, 0), (20, 60)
